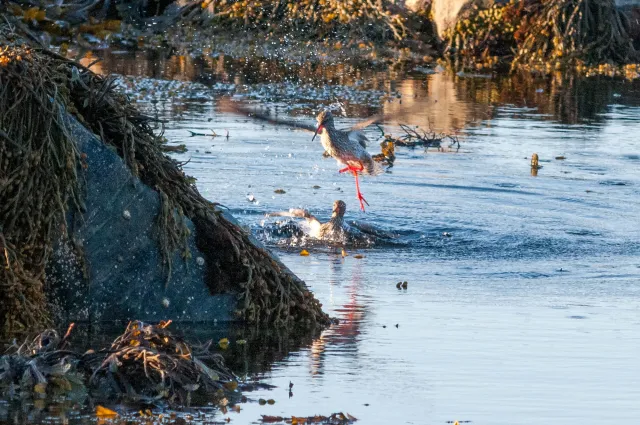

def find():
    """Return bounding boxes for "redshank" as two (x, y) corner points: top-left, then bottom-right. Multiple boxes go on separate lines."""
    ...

(221, 100), (393, 212)
(312, 109), (380, 211)
(267, 200), (397, 244)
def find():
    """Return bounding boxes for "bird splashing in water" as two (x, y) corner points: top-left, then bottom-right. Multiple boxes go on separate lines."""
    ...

(264, 200), (398, 247)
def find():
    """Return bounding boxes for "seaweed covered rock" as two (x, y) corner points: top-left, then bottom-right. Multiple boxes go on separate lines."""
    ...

(179, 0), (409, 42)
(0, 23), (329, 334)
(441, 0), (638, 73)
(512, 0), (638, 72)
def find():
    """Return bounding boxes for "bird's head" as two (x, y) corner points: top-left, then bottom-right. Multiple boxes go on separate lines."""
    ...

(332, 200), (346, 217)
(312, 109), (334, 141)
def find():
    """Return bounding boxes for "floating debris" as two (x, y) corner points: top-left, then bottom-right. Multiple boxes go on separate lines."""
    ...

(372, 140), (396, 167)
(531, 153), (541, 169)
(261, 412), (357, 424)
(385, 124), (460, 151)
(95, 405), (118, 417)
(188, 130), (219, 137)
(274, 189), (287, 194)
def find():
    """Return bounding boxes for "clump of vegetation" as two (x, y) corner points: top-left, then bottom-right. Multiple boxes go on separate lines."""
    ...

(0, 321), (236, 405)
(0, 37), (81, 333)
(512, 0), (637, 72)
(382, 125), (460, 151)
(443, 1), (526, 69)
(200, 0), (408, 42)
(445, 0), (638, 74)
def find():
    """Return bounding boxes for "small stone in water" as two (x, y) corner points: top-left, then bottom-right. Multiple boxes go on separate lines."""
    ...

(161, 298), (170, 308)
(123, 210), (131, 220)
(196, 256), (205, 266)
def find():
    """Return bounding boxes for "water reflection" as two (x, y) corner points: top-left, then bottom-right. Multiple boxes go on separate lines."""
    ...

(309, 257), (368, 378)
(81, 49), (640, 132)
(46, 48), (640, 424)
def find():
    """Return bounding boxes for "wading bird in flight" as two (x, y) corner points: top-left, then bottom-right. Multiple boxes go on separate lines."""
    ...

(221, 100), (398, 212)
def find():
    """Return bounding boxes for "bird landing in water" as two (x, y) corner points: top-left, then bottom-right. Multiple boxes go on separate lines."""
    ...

(313, 109), (382, 211)
(220, 99), (401, 212)
(266, 200), (397, 245)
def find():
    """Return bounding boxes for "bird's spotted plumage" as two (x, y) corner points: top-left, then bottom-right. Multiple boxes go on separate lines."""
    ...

(316, 110), (380, 176)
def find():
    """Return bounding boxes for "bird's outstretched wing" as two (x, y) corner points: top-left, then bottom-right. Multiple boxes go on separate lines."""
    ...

(218, 98), (316, 133)
(346, 104), (421, 132)
(266, 208), (319, 223)
(346, 113), (387, 132)
(347, 130), (368, 148)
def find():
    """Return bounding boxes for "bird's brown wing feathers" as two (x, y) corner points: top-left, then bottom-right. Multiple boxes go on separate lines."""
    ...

(218, 98), (316, 133)
(347, 130), (368, 148)
(266, 209), (318, 222)
(346, 113), (387, 132)
(346, 105), (420, 132)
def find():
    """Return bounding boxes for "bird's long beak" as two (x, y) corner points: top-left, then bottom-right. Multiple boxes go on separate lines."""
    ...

(312, 124), (323, 141)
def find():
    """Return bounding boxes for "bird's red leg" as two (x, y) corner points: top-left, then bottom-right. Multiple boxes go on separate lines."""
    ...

(339, 166), (351, 173)
(352, 166), (369, 212)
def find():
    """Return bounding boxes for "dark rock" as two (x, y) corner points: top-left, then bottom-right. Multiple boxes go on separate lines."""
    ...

(47, 114), (236, 323)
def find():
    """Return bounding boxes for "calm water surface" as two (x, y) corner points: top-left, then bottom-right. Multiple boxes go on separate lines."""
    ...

(51, 51), (640, 424)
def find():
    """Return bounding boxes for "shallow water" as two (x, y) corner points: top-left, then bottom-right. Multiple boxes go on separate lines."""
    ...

(36, 51), (640, 423)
